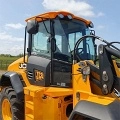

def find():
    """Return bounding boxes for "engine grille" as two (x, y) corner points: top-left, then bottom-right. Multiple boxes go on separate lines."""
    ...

(27, 71), (33, 80)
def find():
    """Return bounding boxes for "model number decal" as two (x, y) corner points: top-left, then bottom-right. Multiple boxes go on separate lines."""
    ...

(19, 63), (27, 69)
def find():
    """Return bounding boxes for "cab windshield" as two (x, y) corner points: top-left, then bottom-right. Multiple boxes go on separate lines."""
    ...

(31, 18), (94, 62)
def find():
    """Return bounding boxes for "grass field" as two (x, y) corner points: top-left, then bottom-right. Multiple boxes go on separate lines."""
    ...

(0, 56), (20, 70)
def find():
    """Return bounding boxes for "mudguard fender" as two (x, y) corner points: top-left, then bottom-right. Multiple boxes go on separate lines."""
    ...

(69, 100), (120, 120)
(0, 71), (24, 100)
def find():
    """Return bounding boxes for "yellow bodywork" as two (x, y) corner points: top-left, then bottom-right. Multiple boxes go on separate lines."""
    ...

(24, 86), (72, 120)
(5, 56), (119, 120)
(72, 62), (116, 108)
(7, 57), (73, 120)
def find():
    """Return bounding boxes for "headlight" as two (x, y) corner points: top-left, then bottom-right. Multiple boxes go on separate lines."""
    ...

(67, 15), (72, 19)
(58, 14), (64, 18)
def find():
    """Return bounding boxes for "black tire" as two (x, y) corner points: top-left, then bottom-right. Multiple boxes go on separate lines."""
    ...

(0, 87), (24, 120)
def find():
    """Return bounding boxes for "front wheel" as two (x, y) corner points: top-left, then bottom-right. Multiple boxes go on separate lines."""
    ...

(0, 87), (24, 120)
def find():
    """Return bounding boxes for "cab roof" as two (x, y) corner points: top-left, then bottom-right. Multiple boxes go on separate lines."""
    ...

(25, 11), (91, 26)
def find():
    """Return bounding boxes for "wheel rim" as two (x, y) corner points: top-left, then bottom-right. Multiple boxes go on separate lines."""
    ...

(2, 98), (12, 120)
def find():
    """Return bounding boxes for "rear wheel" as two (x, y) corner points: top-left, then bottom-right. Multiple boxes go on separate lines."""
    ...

(0, 87), (24, 120)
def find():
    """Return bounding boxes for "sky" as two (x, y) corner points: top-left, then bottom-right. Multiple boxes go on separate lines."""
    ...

(0, 0), (120, 55)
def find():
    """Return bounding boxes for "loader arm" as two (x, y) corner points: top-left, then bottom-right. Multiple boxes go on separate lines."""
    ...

(69, 35), (120, 120)
(74, 35), (120, 95)
(88, 43), (120, 95)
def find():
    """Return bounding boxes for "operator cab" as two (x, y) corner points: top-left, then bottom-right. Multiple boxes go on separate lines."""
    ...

(25, 11), (96, 87)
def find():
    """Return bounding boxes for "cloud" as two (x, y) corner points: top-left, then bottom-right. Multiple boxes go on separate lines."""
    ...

(7, 45), (23, 55)
(0, 32), (24, 42)
(0, 32), (24, 55)
(0, 44), (24, 55)
(97, 12), (105, 17)
(42, 0), (95, 17)
(5, 23), (24, 29)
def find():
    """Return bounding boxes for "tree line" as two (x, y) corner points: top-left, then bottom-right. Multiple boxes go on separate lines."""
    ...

(0, 54), (24, 57)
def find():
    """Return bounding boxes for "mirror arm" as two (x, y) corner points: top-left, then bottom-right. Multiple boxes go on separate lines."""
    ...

(35, 17), (51, 34)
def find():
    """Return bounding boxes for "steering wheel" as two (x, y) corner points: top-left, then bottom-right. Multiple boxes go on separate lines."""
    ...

(74, 35), (120, 62)
(76, 48), (84, 60)
(74, 35), (100, 61)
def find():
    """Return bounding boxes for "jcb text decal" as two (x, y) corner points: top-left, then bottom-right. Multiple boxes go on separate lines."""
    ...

(19, 63), (27, 69)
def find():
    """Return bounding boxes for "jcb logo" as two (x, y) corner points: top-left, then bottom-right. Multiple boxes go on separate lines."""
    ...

(35, 70), (44, 81)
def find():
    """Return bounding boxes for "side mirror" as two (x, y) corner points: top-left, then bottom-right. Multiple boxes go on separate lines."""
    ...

(27, 20), (39, 34)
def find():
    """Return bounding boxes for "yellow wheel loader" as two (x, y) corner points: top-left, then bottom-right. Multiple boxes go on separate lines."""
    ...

(0, 11), (120, 120)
